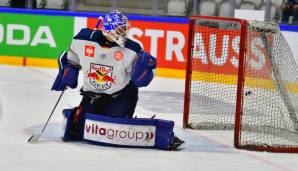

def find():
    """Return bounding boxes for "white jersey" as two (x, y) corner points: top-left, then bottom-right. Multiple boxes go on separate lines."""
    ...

(67, 28), (142, 95)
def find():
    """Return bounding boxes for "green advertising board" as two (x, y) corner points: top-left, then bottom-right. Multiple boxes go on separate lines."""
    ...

(0, 13), (74, 59)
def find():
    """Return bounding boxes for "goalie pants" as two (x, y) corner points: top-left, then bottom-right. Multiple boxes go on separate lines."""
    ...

(79, 81), (138, 118)
(65, 81), (139, 140)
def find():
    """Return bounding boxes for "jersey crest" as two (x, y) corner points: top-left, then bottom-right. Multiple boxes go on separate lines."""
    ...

(114, 51), (123, 61)
(85, 45), (95, 57)
(88, 63), (115, 90)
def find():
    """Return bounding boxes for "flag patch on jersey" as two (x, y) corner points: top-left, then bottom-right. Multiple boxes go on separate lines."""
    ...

(87, 63), (115, 90)
(85, 45), (95, 57)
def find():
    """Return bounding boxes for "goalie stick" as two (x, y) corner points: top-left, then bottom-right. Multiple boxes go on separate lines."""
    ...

(28, 89), (65, 143)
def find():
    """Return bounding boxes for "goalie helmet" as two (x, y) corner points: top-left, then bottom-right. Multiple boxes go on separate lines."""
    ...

(102, 10), (130, 47)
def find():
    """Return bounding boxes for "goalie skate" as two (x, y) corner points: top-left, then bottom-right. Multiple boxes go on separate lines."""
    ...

(169, 136), (185, 151)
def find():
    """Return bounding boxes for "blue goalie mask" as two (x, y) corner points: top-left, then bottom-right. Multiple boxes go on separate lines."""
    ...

(102, 10), (130, 47)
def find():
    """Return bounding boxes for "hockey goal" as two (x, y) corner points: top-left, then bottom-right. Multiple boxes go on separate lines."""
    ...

(183, 15), (298, 153)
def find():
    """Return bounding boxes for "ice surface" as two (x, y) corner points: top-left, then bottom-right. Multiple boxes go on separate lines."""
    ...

(0, 65), (297, 171)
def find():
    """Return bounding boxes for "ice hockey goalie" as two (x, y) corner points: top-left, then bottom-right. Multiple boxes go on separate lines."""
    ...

(51, 10), (184, 150)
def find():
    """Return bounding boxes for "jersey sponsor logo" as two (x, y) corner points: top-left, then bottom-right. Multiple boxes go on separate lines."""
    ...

(87, 63), (115, 90)
(85, 45), (95, 57)
(114, 51), (123, 61)
(84, 119), (156, 146)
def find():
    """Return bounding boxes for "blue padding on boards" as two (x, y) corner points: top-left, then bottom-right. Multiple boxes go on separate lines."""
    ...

(84, 113), (174, 150)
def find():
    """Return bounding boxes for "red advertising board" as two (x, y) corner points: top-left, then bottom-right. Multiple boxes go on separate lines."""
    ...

(192, 25), (271, 78)
(192, 25), (241, 76)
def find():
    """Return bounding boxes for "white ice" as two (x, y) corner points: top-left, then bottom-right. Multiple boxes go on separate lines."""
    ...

(0, 65), (297, 171)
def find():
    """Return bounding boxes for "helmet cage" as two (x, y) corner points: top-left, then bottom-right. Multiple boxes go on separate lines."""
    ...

(102, 10), (130, 46)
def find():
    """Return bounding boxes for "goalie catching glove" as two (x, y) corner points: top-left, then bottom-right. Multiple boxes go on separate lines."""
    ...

(131, 50), (156, 87)
(52, 51), (79, 91)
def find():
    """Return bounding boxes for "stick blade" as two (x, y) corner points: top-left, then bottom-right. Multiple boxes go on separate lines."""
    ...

(28, 134), (41, 143)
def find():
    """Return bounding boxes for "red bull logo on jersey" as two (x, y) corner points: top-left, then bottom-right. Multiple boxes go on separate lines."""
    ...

(88, 63), (116, 90)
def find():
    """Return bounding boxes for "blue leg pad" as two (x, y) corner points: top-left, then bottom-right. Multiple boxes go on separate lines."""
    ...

(83, 113), (174, 150)
(62, 109), (84, 141)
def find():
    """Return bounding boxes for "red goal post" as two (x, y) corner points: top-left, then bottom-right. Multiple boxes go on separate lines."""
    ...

(183, 15), (298, 153)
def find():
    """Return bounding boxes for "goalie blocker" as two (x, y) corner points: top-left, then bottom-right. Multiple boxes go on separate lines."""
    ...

(62, 109), (182, 150)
